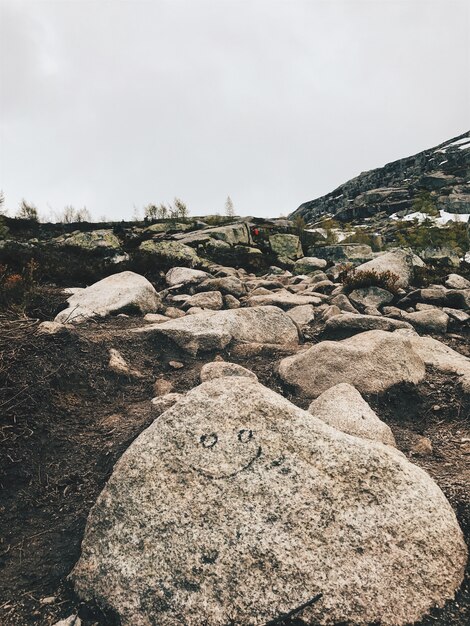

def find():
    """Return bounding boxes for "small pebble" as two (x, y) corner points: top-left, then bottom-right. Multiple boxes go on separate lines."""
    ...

(169, 360), (184, 369)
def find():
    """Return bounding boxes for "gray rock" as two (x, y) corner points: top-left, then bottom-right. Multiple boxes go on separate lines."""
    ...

(286, 304), (316, 326)
(402, 309), (449, 334)
(151, 393), (184, 415)
(445, 274), (470, 290)
(196, 276), (247, 298)
(72, 376), (466, 626)
(443, 307), (470, 323)
(278, 330), (426, 398)
(37, 321), (68, 335)
(165, 267), (210, 287)
(269, 233), (303, 259)
(246, 290), (322, 309)
(293, 256), (327, 274)
(55, 271), (161, 324)
(200, 361), (257, 382)
(223, 294), (241, 309)
(182, 291), (224, 310)
(143, 313), (171, 323)
(52, 617), (81, 626)
(325, 313), (412, 335)
(308, 383), (396, 446)
(330, 293), (359, 313)
(139, 240), (200, 265)
(355, 249), (415, 288)
(108, 348), (143, 378)
(349, 286), (394, 310)
(320, 304), (342, 320)
(133, 306), (299, 355)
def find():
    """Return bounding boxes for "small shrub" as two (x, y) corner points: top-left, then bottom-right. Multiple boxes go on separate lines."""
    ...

(341, 268), (401, 295)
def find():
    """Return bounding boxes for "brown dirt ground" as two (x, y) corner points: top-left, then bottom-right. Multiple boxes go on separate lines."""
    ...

(0, 312), (469, 626)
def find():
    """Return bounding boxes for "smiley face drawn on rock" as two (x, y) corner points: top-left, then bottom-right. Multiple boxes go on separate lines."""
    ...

(190, 426), (262, 480)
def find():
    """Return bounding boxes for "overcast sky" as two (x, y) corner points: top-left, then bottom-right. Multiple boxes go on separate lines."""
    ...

(0, 0), (469, 221)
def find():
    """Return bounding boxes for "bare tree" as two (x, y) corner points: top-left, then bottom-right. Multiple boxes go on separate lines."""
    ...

(144, 204), (159, 220)
(225, 196), (234, 218)
(173, 197), (188, 220)
(17, 199), (39, 221)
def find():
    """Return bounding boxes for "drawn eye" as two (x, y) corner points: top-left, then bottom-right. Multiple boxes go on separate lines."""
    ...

(200, 433), (218, 448)
(238, 429), (253, 443)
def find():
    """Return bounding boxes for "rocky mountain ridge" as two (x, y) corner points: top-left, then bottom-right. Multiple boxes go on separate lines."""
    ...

(290, 131), (470, 222)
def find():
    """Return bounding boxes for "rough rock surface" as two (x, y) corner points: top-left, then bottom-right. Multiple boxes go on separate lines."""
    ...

(293, 256), (327, 274)
(165, 267), (210, 287)
(55, 271), (161, 324)
(395, 329), (470, 392)
(200, 361), (257, 382)
(71, 376), (466, 626)
(402, 309), (449, 334)
(445, 273), (470, 290)
(355, 249), (415, 289)
(182, 291), (223, 310)
(308, 382), (396, 446)
(325, 313), (412, 335)
(349, 286), (394, 310)
(278, 330), (426, 397)
(246, 290), (322, 309)
(269, 233), (303, 259)
(134, 306), (299, 355)
(286, 304), (316, 326)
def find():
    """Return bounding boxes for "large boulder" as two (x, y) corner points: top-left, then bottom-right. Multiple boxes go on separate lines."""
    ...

(445, 273), (470, 290)
(71, 376), (466, 626)
(139, 240), (200, 265)
(196, 276), (247, 298)
(402, 309), (449, 334)
(278, 330), (426, 397)
(349, 286), (394, 310)
(134, 306), (299, 355)
(269, 233), (303, 260)
(55, 271), (161, 324)
(308, 382), (396, 446)
(355, 249), (416, 288)
(395, 329), (470, 392)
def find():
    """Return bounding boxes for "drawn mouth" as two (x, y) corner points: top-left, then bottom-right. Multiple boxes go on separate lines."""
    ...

(193, 446), (262, 480)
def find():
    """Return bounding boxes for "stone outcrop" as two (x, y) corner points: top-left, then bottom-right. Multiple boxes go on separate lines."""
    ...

(134, 306), (299, 355)
(290, 131), (470, 222)
(308, 382), (396, 446)
(55, 271), (161, 324)
(278, 330), (426, 397)
(71, 376), (467, 626)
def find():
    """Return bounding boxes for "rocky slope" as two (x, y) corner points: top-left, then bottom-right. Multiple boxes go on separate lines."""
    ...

(290, 131), (470, 222)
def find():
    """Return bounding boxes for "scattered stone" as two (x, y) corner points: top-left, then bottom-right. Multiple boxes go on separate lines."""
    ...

(355, 249), (416, 288)
(411, 436), (433, 456)
(151, 393), (184, 415)
(363, 306), (381, 316)
(320, 304), (342, 320)
(402, 309), (449, 334)
(278, 330), (426, 397)
(325, 313), (412, 335)
(183, 291), (223, 310)
(445, 274), (470, 290)
(200, 361), (257, 382)
(164, 307), (186, 319)
(330, 293), (359, 313)
(286, 304), (316, 326)
(143, 313), (170, 323)
(153, 378), (173, 396)
(165, 267), (210, 287)
(72, 376), (466, 626)
(55, 271), (161, 324)
(52, 617), (81, 626)
(37, 321), (68, 335)
(134, 306), (299, 355)
(443, 307), (470, 324)
(223, 294), (240, 309)
(40, 596), (56, 605)
(197, 276), (247, 298)
(108, 349), (143, 378)
(293, 256), (327, 274)
(169, 361), (184, 369)
(349, 286), (394, 310)
(308, 383), (396, 446)
(246, 290), (322, 309)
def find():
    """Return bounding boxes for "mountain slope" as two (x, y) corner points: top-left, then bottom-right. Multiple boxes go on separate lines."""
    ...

(290, 131), (470, 223)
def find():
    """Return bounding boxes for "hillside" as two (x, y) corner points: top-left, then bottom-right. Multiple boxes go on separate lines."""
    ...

(290, 131), (470, 222)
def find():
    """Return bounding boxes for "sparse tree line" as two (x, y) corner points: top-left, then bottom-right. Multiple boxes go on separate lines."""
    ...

(0, 190), (237, 225)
